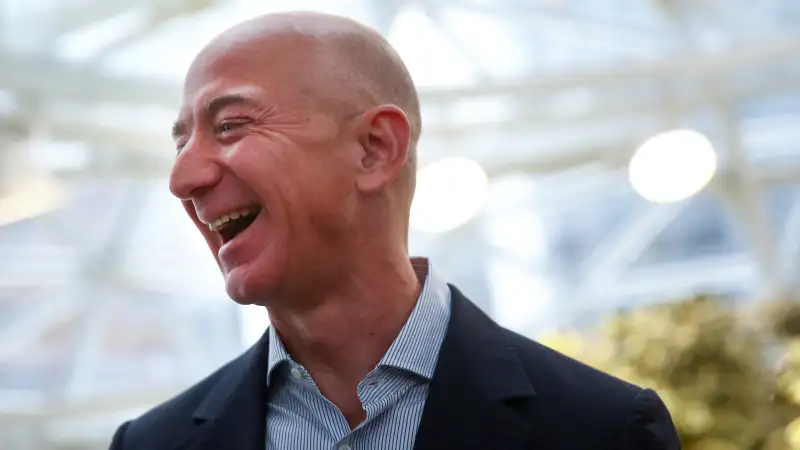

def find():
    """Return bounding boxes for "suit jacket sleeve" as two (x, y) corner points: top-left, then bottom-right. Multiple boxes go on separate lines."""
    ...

(109, 421), (131, 450)
(620, 388), (682, 449)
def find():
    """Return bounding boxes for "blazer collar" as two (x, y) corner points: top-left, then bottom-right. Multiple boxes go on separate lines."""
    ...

(176, 284), (536, 450)
(412, 284), (537, 450)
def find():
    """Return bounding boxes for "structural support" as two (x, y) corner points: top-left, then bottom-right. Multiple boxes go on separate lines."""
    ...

(566, 254), (758, 320)
(715, 106), (782, 295)
(32, 0), (141, 39)
(64, 183), (150, 398)
(421, 1), (494, 83)
(0, 293), (84, 362)
(2, 34), (799, 109)
(367, 0), (407, 35)
(0, 389), (181, 424)
(578, 201), (687, 295)
(86, 0), (217, 64)
(781, 194), (800, 295)
(63, 297), (112, 400)
(3, 47), (800, 176)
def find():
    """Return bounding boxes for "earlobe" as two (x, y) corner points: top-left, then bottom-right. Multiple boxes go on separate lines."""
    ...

(354, 105), (411, 193)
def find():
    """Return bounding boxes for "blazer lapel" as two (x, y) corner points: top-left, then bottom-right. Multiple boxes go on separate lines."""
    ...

(413, 285), (537, 450)
(176, 329), (271, 450)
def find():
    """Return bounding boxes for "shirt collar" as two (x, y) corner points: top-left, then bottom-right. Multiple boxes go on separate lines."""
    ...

(266, 257), (452, 385)
(266, 322), (292, 386)
(377, 258), (451, 379)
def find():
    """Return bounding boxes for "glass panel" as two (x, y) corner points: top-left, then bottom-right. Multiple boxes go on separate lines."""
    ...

(636, 192), (747, 265)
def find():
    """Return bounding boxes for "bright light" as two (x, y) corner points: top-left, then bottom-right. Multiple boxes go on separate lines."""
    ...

(410, 157), (489, 233)
(628, 129), (718, 204)
(0, 142), (62, 226)
(0, 176), (62, 226)
(388, 5), (479, 87)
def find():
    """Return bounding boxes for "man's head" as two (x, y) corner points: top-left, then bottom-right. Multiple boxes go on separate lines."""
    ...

(169, 12), (421, 307)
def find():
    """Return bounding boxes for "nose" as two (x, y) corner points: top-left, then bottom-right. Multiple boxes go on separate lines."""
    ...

(168, 140), (223, 200)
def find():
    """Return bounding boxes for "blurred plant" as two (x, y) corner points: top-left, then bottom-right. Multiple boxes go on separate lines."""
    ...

(539, 295), (800, 450)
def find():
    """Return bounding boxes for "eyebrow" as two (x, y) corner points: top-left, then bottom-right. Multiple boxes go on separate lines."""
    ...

(171, 93), (264, 140)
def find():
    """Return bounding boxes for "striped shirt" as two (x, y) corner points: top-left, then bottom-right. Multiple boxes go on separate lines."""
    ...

(265, 259), (452, 450)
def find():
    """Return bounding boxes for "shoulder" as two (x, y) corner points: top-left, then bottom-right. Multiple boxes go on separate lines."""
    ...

(447, 286), (663, 436)
(504, 327), (641, 404)
(109, 352), (248, 450)
(501, 328), (679, 448)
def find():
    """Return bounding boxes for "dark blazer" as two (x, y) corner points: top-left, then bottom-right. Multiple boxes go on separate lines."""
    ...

(110, 285), (681, 450)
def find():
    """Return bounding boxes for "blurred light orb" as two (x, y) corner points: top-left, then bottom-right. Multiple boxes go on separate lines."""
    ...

(629, 129), (718, 204)
(410, 157), (489, 233)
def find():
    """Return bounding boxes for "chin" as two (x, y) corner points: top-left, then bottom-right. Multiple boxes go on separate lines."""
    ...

(223, 262), (284, 306)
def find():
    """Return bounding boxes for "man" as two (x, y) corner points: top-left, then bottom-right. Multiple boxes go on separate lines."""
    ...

(109, 11), (680, 450)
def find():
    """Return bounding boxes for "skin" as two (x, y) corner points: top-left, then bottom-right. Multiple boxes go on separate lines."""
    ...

(168, 12), (423, 428)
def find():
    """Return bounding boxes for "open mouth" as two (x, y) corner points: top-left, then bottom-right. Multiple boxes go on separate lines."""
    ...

(208, 206), (262, 244)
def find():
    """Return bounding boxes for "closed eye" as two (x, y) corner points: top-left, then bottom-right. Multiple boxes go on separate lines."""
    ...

(175, 138), (188, 154)
(218, 119), (250, 134)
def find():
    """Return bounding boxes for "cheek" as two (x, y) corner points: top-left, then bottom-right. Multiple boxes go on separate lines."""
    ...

(227, 147), (312, 232)
(303, 170), (357, 240)
(225, 138), (294, 196)
(226, 137), (354, 235)
(270, 164), (353, 242)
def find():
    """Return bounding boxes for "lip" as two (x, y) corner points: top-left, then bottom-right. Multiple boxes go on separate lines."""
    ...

(217, 208), (263, 264)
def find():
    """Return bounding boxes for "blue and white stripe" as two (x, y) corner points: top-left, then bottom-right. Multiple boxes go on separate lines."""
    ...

(265, 259), (452, 450)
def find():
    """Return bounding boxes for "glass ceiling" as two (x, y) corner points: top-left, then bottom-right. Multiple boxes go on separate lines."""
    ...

(1, 0), (793, 177)
(2, 2), (800, 443)
(2, 0), (798, 174)
(33, 0), (797, 86)
(1, 0), (798, 327)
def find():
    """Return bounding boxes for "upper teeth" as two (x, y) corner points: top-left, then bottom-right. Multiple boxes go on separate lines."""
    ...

(208, 207), (259, 231)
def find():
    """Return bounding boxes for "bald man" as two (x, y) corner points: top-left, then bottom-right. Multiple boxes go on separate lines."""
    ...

(109, 11), (680, 450)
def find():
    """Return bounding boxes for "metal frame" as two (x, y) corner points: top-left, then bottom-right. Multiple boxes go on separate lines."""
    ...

(2, 0), (800, 448)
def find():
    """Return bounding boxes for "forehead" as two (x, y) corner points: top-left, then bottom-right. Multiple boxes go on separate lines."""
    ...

(180, 42), (313, 116)
(181, 80), (262, 113)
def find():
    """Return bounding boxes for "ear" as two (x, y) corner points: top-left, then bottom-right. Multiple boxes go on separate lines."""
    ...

(354, 104), (411, 193)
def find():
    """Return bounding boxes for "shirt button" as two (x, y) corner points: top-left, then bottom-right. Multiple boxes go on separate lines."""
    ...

(338, 444), (352, 450)
(290, 368), (303, 379)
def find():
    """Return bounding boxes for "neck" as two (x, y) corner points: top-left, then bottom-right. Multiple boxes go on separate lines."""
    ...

(267, 246), (422, 387)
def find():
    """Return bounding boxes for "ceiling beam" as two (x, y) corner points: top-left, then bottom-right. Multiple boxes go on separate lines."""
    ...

(0, 294), (85, 362)
(0, 35), (798, 183)
(1, 34), (798, 108)
(3, 62), (799, 163)
(0, 389), (179, 423)
(714, 106), (782, 294)
(87, 0), (217, 64)
(31, 1), (140, 40)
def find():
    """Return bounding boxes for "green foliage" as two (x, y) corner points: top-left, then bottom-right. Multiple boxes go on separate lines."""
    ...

(539, 296), (800, 450)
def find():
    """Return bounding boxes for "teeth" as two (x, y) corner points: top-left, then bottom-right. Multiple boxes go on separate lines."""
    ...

(208, 207), (260, 231)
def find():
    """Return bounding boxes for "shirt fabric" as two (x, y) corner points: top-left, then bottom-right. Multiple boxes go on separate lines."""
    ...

(265, 259), (452, 450)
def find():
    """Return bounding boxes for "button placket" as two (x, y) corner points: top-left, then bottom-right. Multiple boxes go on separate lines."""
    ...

(290, 367), (304, 380)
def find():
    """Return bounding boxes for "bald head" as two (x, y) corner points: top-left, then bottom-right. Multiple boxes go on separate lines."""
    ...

(193, 11), (421, 172)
